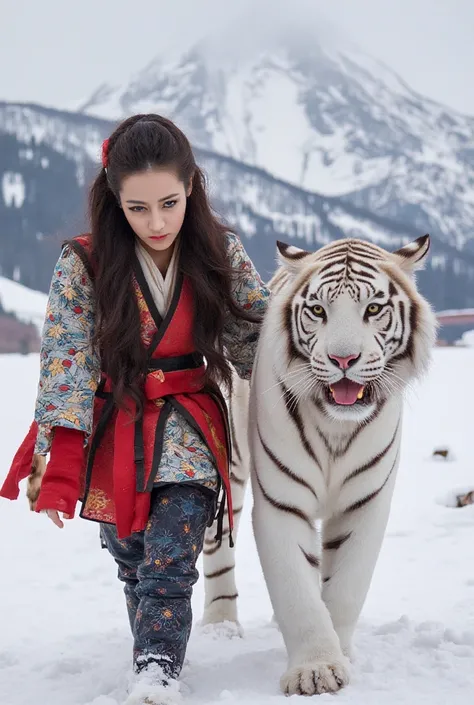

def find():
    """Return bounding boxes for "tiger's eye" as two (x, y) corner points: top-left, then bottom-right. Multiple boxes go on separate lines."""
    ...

(313, 305), (325, 316)
(367, 304), (381, 315)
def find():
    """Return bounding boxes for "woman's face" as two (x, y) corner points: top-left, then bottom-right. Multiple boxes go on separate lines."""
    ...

(119, 168), (190, 255)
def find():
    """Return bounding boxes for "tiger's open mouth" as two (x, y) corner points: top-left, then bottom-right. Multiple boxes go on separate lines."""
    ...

(325, 379), (371, 406)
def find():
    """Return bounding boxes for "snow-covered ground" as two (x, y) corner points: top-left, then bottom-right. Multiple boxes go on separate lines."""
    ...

(0, 348), (473, 704)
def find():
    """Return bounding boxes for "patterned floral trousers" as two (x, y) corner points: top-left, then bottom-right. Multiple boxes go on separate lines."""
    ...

(100, 482), (216, 679)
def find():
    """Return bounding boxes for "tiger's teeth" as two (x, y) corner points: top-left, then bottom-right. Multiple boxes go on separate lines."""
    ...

(357, 388), (364, 400)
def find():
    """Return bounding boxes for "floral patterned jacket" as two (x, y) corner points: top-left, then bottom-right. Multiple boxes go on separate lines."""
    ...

(33, 233), (270, 490)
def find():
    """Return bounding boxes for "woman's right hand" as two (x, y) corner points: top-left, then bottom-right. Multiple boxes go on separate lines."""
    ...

(45, 510), (72, 528)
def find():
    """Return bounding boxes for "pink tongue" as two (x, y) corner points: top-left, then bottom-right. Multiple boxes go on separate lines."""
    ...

(331, 379), (364, 405)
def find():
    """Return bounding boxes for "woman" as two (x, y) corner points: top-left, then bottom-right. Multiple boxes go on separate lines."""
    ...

(0, 113), (269, 704)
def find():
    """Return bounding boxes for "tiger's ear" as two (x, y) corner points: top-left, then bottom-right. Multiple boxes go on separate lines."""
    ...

(392, 234), (430, 272)
(276, 240), (312, 273)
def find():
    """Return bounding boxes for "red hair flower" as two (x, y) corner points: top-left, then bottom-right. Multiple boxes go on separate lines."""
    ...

(101, 138), (110, 169)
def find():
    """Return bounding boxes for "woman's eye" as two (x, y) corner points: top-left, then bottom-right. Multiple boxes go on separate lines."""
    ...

(129, 206), (145, 213)
(163, 200), (177, 209)
(312, 305), (325, 317)
(367, 303), (382, 315)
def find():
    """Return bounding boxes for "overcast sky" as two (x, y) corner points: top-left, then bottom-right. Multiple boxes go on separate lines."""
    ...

(1, 0), (474, 115)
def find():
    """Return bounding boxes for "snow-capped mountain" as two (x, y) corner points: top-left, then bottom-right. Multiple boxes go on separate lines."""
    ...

(1, 101), (474, 314)
(77, 31), (474, 253)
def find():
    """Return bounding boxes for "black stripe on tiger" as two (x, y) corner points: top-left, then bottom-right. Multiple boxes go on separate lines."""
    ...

(379, 308), (394, 333)
(317, 240), (384, 263)
(318, 246), (351, 260)
(388, 301), (418, 365)
(280, 380), (321, 473)
(384, 299), (403, 345)
(315, 397), (387, 460)
(300, 546), (320, 569)
(348, 245), (384, 260)
(300, 281), (310, 299)
(230, 469), (246, 487)
(397, 300), (406, 336)
(351, 269), (376, 281)
(374, 335), (385, 352)
(223, 505), (242, 518)
(229, 402), (241, 464)
(342, 419), (400, 485)
(284, 297), (307, 363)
(254, 470), (314, 530)
(210, 594), (238, 604)
(323, 532), (353, 551)
(317, 259), (346, 275)
(406, 301), (418, 362)
(315, 269), (379, 299)
(258, 423), (318, 501)
(389, 281), (398, 297)
(317, 268), (347, 283)
(203, 544), (221, 556)
(205, 565), (235, 579)
(345, 255), (379, 273)
(342, 450), (399, 514)
(381, 266), (419, 364)
(204, 529), (229, 553)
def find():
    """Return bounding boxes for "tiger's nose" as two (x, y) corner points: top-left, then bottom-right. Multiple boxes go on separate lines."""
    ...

(328, 353), (361, 370)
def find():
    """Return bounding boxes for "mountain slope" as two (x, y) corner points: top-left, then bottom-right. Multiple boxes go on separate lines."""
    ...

(78, 32), (474, 253)
(0, 274), (47, 331)
(0, 273), (46, 353)
(1, 101), (474, 312)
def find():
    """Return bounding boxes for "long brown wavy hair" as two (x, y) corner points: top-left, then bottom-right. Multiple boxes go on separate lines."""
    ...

(79, 113), (260, 414)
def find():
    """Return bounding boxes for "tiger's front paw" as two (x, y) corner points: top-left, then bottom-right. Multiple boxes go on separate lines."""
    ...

(280, 655), (351, 696)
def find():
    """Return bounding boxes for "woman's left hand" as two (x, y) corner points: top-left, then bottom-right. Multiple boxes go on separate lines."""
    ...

(45, 509), (72, 529)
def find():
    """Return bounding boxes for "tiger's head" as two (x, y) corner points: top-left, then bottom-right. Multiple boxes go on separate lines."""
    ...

(273, 235), (438, 422)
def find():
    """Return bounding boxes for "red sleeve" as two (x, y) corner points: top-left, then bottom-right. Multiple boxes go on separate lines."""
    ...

(0, 421), (38, 500)
(35, 426), (85, 517)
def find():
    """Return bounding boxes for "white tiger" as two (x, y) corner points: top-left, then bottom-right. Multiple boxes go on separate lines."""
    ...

(202, 235), (437, 695)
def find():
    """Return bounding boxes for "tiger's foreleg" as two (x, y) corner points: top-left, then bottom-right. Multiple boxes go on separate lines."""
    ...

(251, 469), (350, 696)
(322, 451), (400, 657)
